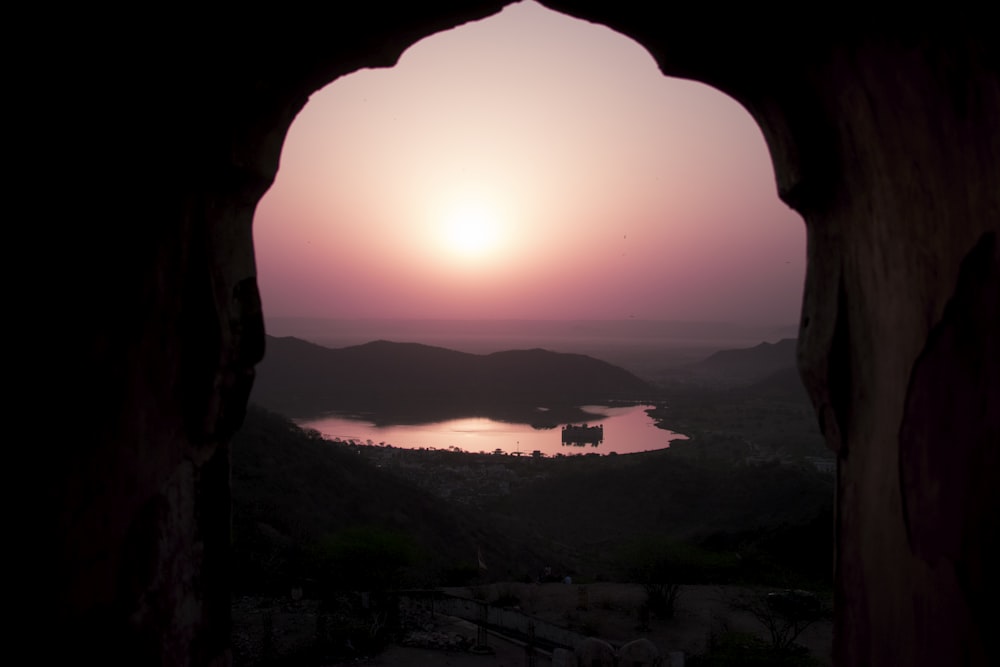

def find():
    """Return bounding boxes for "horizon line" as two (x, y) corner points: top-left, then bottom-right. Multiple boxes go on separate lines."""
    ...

(264, 315), (799, 326)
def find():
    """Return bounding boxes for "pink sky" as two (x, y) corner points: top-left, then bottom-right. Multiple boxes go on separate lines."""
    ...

(253, 1), (805, 325)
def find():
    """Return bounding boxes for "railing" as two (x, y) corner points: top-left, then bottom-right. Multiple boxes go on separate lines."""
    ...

(399, 589), (589, 653)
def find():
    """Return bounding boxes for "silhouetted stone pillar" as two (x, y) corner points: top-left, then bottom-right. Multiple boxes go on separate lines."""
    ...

(545, 6), (998, 665)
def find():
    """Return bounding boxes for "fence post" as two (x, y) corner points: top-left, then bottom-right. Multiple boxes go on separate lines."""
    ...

(471, 599), (494, 654)
(526, 620), (537, 667)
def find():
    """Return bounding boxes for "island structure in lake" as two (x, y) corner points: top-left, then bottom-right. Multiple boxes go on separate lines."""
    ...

(562, 423), (604, 447)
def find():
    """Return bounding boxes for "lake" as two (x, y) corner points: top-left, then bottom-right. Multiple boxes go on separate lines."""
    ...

(296, 403), (687, 457)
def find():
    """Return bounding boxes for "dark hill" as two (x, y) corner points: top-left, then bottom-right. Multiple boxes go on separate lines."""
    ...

(688, 338), (797, 385)
(251, 335), (655, 420)
(231, 404), (551, 593)
(483, 449), (833, 584)
(736, 365), (811, 403)
(233, 405), (832, 593)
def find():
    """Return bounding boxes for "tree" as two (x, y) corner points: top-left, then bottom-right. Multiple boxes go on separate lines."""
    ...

(622, 537), (701, 619)
(313, 526), (420, 594)
(310, 526), (424, 654)
(728, 588), (829, 651)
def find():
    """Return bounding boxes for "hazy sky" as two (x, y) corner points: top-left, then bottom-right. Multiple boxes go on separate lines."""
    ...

(253, 0), (805, 325)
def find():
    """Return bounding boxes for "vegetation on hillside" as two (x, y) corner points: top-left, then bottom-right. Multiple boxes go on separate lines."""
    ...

(233, 402), (832, 597)
(231, 405), (545, 595)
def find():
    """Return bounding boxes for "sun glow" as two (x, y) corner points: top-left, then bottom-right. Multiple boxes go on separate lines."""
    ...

(438, 201), (505, 261)
(252, 0), (807, 322)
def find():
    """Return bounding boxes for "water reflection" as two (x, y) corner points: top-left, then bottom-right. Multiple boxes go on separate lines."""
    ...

(297, 403), (687, 457)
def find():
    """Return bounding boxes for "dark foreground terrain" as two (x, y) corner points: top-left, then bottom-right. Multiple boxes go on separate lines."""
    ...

(231, 400), (832, 666)
(234, 582), (832, 666)
(231, 335), (831, 665)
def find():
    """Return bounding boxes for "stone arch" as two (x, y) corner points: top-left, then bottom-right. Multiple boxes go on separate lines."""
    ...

(32, 3), (997, 666)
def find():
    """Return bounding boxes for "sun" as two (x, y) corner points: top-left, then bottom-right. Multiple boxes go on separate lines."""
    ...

(439, 202), (503, 260)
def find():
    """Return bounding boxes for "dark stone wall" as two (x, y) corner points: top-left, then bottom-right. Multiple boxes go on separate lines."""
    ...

(539, 9), (1000, 662)
(31, 5), (510, 665)
(24, 3), (997, 665)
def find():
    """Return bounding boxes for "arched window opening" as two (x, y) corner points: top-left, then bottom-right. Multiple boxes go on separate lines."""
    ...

(233, 2), (833, 664)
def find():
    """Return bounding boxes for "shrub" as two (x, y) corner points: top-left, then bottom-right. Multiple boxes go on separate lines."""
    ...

(621, 537), (735, 618)
(728, 588), (830, 652)
(312, 525), (421, 594)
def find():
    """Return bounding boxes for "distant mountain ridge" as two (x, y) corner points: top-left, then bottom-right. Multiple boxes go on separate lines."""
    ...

(686, 338), (797, 384)
(251, 335), (654, 420)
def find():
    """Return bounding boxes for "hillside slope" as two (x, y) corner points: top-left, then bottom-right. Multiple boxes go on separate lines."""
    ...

(251, 336), (655, 419)
(691, 338), (797, 384)
(231, 404), (553, 593)
(482, 448), (833, 582)
(232, 404), (832, 594)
